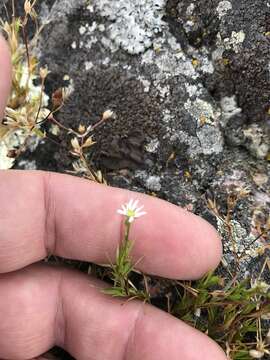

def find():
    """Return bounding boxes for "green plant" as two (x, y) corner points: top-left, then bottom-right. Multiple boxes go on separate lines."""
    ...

(104, 199), (149, 301)
(173, 270), (270, 359)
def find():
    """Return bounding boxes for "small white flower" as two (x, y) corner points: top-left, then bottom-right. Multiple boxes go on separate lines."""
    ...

(117, 199), (146, 223)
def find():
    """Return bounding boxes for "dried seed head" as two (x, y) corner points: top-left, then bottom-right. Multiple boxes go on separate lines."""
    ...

(72, 160), (86, 173)
(50, 124), (60, 136)
(7, 149), (18, 158)
(52, 88), (63, 109)
(24, 0), (32, 14)
(71, 137), (80, 151)
(39, 66), (49, 79)
(78, 124), (86, 134)
(249, 350), (265, 359)
(3, 20), (20, 53)
(251, 280), (270, 293)
(62, 86), (73, 102)
(102, 109), (114, 121)
(96, 170), (105, 184)
(83, 137), (95, 148)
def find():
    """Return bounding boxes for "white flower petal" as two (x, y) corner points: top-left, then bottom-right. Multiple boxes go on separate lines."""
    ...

(127, 199), (135, 210)
(130, 199), (139, 210)
(128, 216), (135, 223)
(135, 211), (147, 218)
(127, 198), (134, 207)
(136, 205), (144, 212)
(121, 205), (127, 212)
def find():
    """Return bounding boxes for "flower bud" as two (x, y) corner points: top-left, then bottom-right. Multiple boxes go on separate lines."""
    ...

(24, 0), (32, 14)
(102, 110), (114, 121)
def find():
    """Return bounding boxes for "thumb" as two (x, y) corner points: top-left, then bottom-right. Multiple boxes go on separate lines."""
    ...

(0, 34), (12, 120)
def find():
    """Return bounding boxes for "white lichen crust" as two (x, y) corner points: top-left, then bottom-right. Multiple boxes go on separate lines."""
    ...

(93, 0), (166, 54)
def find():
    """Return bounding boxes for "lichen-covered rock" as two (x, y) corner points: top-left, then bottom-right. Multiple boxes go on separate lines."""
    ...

(94, 0), (166, 54)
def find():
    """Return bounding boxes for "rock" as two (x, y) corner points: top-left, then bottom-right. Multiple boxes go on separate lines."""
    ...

(243, 124), (270, 159)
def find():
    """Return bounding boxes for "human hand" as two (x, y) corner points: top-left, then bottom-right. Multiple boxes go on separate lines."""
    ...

(0, 36), (227, 360)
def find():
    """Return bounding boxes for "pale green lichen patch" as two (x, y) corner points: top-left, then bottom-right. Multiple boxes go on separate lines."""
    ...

(93, 0), (166, 54)
(243, 124), (270, 159)
(184, 98), (221, 126)
(220, 96), (242, 123)
(216, 1), (232, 19)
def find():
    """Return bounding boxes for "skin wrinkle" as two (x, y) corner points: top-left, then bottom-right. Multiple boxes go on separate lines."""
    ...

(43, 172), (57, 256)
(54, 269), (66, 350)
(122, 303), (144, 360)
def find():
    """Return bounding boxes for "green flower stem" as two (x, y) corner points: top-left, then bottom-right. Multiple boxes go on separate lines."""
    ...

(121, 219), (131, 294)
(124, 219), (131, 248)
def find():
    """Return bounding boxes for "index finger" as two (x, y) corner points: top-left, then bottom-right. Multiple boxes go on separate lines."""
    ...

(0, 170), (222, 279)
